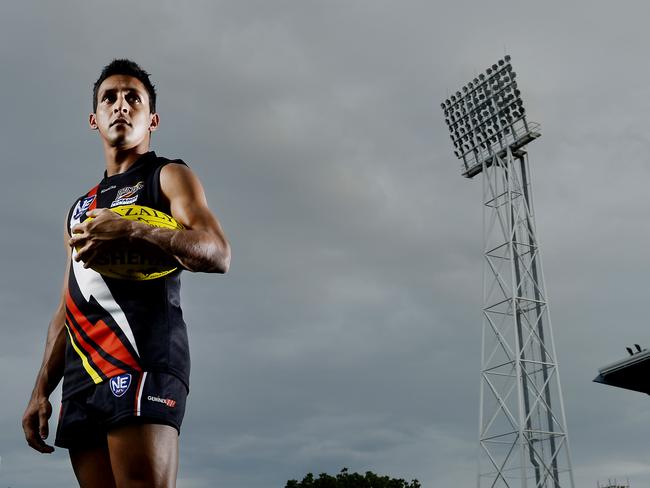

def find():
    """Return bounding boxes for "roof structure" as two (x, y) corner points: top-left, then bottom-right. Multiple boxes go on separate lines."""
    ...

(594, 349), (650, 394)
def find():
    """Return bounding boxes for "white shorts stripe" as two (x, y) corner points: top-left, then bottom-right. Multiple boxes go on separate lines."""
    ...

(136, 372), (148, 416)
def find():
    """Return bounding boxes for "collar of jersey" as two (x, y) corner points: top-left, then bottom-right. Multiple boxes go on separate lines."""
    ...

(102, 151), (156, 181)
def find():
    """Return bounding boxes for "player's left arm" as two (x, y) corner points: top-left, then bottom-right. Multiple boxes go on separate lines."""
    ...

(71, 163), (231, 273)
(153, 162), (231, 273)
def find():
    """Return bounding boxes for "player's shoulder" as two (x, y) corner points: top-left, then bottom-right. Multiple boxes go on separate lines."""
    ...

(155, 152), (188, 168)
(159, 157), (196, 179)
(159, 158), (206, 198)
(154, 155), (194, 189)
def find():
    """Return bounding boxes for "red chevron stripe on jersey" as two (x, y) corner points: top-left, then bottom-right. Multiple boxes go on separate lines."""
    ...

(65, 290), (142, 373)
(65, 312), (117, 379)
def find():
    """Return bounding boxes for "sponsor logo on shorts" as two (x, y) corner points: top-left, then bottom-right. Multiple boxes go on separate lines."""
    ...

(147, 395), (177, 408)
(110, 373), (132, 397)
(111, 181), (144, 207)
(72, 195), (96, 220)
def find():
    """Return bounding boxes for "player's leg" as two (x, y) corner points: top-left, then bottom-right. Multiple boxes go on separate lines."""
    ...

(57, 390), (117, 488)
(69, 445), (117, 488)
(107, 422), (179, 488)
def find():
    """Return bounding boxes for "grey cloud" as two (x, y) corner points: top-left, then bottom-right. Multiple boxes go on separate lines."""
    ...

(2, 1), (650, 487)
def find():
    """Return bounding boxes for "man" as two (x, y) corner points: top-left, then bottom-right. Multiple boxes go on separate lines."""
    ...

(22, 59), (230, 487)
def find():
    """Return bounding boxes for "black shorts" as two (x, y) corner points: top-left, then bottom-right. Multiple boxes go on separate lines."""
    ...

(55, 371), (188, 449)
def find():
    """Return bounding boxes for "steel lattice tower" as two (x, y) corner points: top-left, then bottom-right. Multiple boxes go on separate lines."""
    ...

(441, 56), (574, 488)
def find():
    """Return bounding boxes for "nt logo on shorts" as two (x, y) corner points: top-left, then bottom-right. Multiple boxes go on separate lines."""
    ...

(110, 373), (132, 397)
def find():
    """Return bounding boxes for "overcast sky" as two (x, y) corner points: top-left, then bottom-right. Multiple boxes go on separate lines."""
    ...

(2, 1), (650, 487)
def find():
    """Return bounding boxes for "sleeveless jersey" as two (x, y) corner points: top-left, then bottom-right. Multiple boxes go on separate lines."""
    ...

(62, 151), (190, 400)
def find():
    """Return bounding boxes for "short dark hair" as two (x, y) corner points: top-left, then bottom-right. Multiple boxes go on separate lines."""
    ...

(93, 59), (157, 113)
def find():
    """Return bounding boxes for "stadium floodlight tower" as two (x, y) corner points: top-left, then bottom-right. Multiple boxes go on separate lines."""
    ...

(440, 56), (575, 488)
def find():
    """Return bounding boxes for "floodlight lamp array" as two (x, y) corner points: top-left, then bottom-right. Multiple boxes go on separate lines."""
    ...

(441, 55), (537, 178)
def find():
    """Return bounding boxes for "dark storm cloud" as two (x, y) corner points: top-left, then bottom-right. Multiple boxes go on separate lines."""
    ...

(2, 1), (650, 487)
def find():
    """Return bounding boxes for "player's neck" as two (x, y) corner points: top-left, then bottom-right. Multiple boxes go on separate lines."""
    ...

(103, 141), (151, 177)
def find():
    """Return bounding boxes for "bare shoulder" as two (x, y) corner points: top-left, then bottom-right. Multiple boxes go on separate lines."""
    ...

(158, 160), (221, 234)
(159, 162), (205, 199)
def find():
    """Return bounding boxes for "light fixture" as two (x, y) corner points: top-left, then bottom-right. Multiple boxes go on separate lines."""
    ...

(440, 55), (534, 178)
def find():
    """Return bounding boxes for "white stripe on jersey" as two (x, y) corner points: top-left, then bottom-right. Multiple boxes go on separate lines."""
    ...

(71, 253), (140, 357)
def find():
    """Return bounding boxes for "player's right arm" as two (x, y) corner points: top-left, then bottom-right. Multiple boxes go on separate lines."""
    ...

(22, 218), (71, 453)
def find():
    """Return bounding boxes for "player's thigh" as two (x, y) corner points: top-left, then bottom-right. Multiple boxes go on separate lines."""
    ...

(107, 422), (178, 488)
(70, 445), (116, 488)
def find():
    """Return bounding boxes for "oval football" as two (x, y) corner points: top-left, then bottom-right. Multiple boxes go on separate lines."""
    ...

(80, 204), (183, 280)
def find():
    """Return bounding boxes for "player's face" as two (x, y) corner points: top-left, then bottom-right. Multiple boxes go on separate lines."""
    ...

(89, 75), (159, 149)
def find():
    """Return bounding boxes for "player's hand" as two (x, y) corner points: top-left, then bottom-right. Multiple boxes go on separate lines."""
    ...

(70, 208), (133, 268)
(22, 396), (55, 453)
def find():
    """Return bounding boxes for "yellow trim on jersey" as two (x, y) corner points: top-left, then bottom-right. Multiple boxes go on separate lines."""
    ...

(65, 324), (102, 384)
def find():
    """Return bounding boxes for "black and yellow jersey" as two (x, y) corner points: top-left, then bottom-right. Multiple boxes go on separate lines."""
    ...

(62, 151), (190, 400)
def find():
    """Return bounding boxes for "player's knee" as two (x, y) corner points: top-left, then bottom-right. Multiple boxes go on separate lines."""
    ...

(116, 461), (173, 488)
